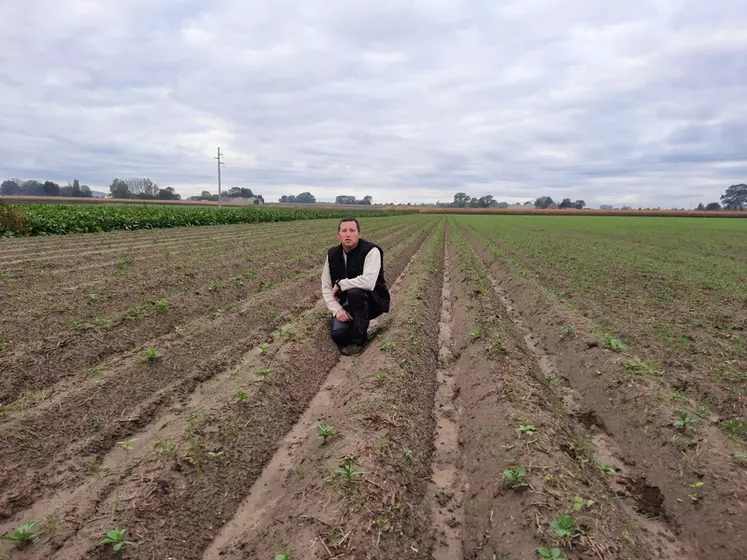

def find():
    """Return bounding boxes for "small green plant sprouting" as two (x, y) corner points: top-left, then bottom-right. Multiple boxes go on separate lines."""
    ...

(267, 311), (277, 321)
(207, 451), (224, 458)
(245, 268), (257, 279)
(126, 306), (139, 318)
(538, 548), (568, 560)
(375, 370), (389, 381)
(572, 496), (594, 511)
(258, 343), (269, 353)
(144, 347), (161, 361)
(154, 299), (168, 312)
(560, 326), (574, 336)
(334, 455), (365, 481)
(487, 341), (506, 353)
(720, 418), (747, 439)
(100, 526), (136, 552)
(317, 424), (335, 444)
(380, 342), (395, 351)
(732, 452), (747, 463)
(470, 328), (482, 339)
(1, 520), (38, 546)
(279, 329), (297, 341)
(255, 369), (274, 378)
(275, 553), (291, 560)
(502, 465), (529, 490)
(599, 464), (616, 475)
(403, 446), (414, 460)
(159, 441), (177, 459)
(550, 515), (585, 537)
(209, 279), (222, 292)
(117, 438), (136, 452)
(603, 334), (626, 351)
(673, 410), (698, 431)
(235, 391), (248, 402)
(0, 342), (7, 352)
(519, 424), (536, 435)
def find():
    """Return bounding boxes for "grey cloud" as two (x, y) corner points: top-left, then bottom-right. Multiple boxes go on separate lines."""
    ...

(0, 0), (746, 207)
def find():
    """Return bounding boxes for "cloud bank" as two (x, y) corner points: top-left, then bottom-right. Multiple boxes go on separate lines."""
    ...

(1, 0), (746, 206)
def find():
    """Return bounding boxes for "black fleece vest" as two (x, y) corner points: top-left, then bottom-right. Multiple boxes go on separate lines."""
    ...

(328, 238), (390, 312)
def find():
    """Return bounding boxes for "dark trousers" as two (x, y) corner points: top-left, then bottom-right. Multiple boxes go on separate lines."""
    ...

(331, 288), (383, 346)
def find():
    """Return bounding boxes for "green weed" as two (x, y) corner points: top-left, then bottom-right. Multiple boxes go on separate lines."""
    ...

(100, 527), (136, 552)
(158, 441), (177, 459)
(720, 418), (747, 439)
(603, 334), (626, 351)
(334, 455), (365, 481)
(258, 343), (269, 353)
(470, 328), (482, 339)
(598, 464), (616, 475)
(235, 391), (248, 402)
(278, 329), (297, 341)
(209, 280), (222, 292)
(673, 410), (698, 431)
(0, 342), (7, 352)
(267, 311), (277, 321)
(275, 553), (291, 560)
(519, 424), (536, 435)
(560, 327), (574, 336)
(144, 347), (161, 361)
(126, 306), (139, 318)
(380, 342), (395, 351)
(538, 548), (568, 560)
(153, 299), (168, 312)
(487, 341), (506, 353)
(317, 424), (335, 444)
(572, 496), (594, 511)
(255, 369), (274, 378)
(550, 515), (585, 537)
(246, 268), (257, 278)
(117, 438), (136, 452)
(1, 520), (38, 546)
(403, 446), (414, 460)
(502, 465), (529, 489)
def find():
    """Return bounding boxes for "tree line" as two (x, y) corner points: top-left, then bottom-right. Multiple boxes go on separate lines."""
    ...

(277, 193), (374, 205)
(1, 179), (94, 197)
(188, 186), (264, 203)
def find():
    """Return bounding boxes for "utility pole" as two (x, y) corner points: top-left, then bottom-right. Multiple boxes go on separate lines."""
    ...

(215, 147), (224, 209)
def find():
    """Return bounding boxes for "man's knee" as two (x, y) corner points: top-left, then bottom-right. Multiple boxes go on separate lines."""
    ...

(331, 317), (351, 345)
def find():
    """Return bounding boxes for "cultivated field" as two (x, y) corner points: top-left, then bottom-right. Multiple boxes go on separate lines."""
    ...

(0, 215), (745, 559)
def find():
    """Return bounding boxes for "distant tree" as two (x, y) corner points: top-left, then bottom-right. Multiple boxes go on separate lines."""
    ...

(157, 187), (181, 200)
(109, 179), (130, 199)
(558, 198), (574, 209)
(361, 195), (373, 205)
(478, 195), (494, 208)
(335, 195), (357, 204)
(452, 192), (470, 207)
(43, 181), (61, 196)
(1, 180), (21, 195)
(70, 179), (83, 197)
(296, 192), (316, 203)
(80, 185), (93, 197)
(19, 180), (45, 196)
(496, 201), (509, 208)
(255, 195), (264, 204)
(696, 202), (705, 211)
(534, 196), (555, 209)
(574, 200), (586, 209)
(720, 184), (747, 210)
(705, 202), (721, 211)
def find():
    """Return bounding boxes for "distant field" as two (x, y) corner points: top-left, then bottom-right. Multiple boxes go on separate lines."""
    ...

(0, 201), (407, 236)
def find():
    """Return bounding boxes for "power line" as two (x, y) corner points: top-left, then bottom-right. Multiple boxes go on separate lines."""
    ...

(215, 147), (225, 209)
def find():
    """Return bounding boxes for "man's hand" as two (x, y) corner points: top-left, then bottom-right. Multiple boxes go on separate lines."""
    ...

(332, 283), (341, 300)
(335, 308), (352, 322)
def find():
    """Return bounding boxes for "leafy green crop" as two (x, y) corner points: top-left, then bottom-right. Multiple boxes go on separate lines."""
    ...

(1, 203), (406, 237)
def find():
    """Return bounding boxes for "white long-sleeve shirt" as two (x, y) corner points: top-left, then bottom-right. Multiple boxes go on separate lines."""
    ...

(321, 247), (382, 315)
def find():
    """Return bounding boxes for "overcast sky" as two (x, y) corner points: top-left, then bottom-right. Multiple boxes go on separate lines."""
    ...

(1, 0), (746, 206)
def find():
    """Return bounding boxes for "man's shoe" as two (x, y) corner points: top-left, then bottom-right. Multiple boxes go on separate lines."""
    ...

(341, 344), (364, 356)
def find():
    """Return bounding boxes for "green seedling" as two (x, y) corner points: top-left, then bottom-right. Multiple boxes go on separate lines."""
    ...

(470, 328), (482, 339)
(572, 496), (595, 511)
(255, 369), (274, 378)
(538, 548), (568, 560)
(1, 520), (38, 546)
(690, 481), (704, 488)
(209, 280), (222, 292)
(603, 334), (626, 351)
(100, 526), (135, 552)
(502, 465), (529, 489)
(144, 347), (161, 361)
(317, 424), (335, 444)
(403, 446), (414, 460)
(117, 438), (136, 452)
(126, 306), (139, 318)
(375, 370), (389, 381)
(275, 553), (291, 560)
(487, 341), (506, 353)
(267, 311), (277, 321)
(720, 418), (747, 439)
(235, 391), (248, 402)
(258, 343), (269, 353)
(260, 282), (275, 291)
(732, 452), (747, 462)
(380, 342), (395, 351)
(159, 441), (177, 459)
(245, 268), (257, 278)
(153, 299), (168, 311)
(673, 410), (698, 431)
(279, 329), (297, 340)
(0, 342), (7, 352)
(207, 451), (224, 458)
(688, 492), (700, 502)
(696, 405), (711, 419)
(335, 455), (365, 481)
(550, 515), (585, 537)
(560, 327), (574, 336)
(519, 424), (536, 434)
(599, 464), (616, 475)
(0, 273), (9, 279)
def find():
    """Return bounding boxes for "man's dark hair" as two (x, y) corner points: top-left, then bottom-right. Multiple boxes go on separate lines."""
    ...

(338, 217), (360, 232)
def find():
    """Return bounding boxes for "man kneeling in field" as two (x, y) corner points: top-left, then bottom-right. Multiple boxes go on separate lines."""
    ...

(321, 217), (390, 356)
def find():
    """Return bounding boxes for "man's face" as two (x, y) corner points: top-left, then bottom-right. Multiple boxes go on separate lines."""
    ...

(337, 221), (360, 250)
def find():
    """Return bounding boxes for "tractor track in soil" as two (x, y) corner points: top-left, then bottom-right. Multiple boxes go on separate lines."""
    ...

(0, 217), (440, 559)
